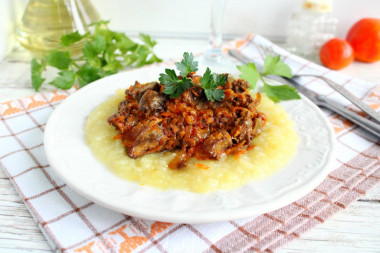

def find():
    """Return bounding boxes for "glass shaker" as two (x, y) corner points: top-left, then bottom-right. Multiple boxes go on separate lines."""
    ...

(16, 0), (100, 56)
(286, 0), (338, 61)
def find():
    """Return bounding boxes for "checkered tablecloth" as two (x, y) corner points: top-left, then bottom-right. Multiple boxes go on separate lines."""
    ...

(0, 35), (379, 252)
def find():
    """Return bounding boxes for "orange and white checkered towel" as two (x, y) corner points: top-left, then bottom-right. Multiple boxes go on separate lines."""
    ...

(0, 35), (379, 252)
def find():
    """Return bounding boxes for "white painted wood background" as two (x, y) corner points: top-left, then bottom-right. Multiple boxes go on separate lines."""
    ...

(92, 0), (380, 40)
(1, 0), (380, 59)
(0, 38), (379, 252)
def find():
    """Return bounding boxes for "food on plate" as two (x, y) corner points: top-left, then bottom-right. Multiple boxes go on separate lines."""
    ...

(319, 38), (354, 70)
(107, 75), (266, 169)
(346, 18), (380, 63)
(85, 85), (298, 193)
(85, 53), (298, 192)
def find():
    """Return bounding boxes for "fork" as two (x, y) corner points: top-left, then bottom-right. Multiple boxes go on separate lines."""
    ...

(256, 44), (380, 123)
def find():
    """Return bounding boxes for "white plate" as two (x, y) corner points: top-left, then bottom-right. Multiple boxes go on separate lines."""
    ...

(44, 66), (337, 224)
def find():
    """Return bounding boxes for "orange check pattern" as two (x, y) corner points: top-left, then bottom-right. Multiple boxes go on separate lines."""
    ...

(0, 35), (379, 252)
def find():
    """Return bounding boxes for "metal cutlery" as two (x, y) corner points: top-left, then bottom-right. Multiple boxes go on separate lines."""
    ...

(229, 49), (380, 138)
(292, 74), (380, 123)
(254, 44), (380, 123)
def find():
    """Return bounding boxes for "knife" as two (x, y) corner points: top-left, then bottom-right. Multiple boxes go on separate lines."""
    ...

(229, 49), (380, 138)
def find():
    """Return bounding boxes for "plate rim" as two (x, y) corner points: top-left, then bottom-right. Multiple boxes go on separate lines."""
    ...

(44, 66), (337, 224)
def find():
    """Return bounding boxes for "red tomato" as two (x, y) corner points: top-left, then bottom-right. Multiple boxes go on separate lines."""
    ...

(346, 18), (380, 63)
(319, 38), (354, 70)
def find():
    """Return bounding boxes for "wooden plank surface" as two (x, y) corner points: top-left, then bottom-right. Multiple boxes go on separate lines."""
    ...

(0, 168), (52, 253)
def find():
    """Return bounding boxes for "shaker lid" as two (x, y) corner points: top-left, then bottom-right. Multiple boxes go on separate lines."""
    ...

(303, 0), (333, 12)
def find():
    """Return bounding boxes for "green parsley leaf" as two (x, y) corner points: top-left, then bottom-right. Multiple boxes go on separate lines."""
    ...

(204, 88), (225, 102)
(60, 31), (86, 47)
(159, 69), (178, 85)
(158, 55), (226, 101)
(134, 46), (151, 67)
(262, 82), (279, 103)
(145, 54), (163, 65)
(262, 82), (301, 103)
(215, 74), (227, 87)
(47, 51), (71, 70)
(88, 20), (110, 27)
(163, 78), (193, 98)
(82, 43), (96, 60)
(199, 67), (213, 88)
(200, 68), (226, 89)
(159, 65), (198, 98)
(139, 33), (157, 49)
(102, 56), (122, 73)
(30, 19), (161, 91)
(83, 35), (106, 60)
(76, 64), (102, 88)
(200, 67), (226, 101)
(49, 70), (76, 89)
(262, 55), (293, 78)
(31, 59), (45, 91)
(237, 54), (300, 103)
(237, 63), (260, 90)
(175, 52), (198, 76)
(93, 34), (106, 53)
(115, 33), (137, 54)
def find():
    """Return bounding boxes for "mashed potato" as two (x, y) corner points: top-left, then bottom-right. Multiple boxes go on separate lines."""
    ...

(85, 89), (298, 193)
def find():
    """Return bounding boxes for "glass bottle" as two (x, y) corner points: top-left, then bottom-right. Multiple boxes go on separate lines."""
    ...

(286, 0), (338, 61)
(16, 0), (100, 56)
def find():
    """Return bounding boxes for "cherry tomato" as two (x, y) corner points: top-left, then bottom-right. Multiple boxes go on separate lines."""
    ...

(319, 38), (354, 70)
(346, 18), (380, 63)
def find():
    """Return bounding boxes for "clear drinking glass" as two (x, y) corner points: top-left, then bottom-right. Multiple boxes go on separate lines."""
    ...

(197, 0), (235, 72)
(205, 0), (227, 63)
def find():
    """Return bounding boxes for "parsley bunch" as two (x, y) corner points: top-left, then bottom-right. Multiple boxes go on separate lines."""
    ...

(159, 52), (226, 102)
(31, 20), (162, 91)
(237, 55), (301, 102)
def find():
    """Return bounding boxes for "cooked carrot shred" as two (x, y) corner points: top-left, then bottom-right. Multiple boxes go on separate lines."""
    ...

(195, 163), (210, 170)
(192, 76), (201, 84)
(161, 112), (172, 117)
(247, 145), (255, 151)
(113, 133), (122, 140)
(235, 150), (246, 159)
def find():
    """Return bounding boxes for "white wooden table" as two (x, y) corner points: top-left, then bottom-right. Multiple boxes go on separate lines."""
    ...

(0, 38), (379, 252)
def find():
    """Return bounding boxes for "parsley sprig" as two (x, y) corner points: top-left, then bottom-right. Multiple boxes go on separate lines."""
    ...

(159, 69), (194, 98)
(237, 55), (301, 102)
(159, 52), (198, 98)
(159, 52), (226, 101)
(200, 68), (226, 102)
(31, 20), (162, 91)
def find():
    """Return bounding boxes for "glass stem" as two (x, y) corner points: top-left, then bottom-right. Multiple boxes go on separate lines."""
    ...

(206, 0), (227, 62)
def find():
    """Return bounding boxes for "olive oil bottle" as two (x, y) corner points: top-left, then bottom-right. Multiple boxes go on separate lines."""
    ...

(17, 0), (99, 56)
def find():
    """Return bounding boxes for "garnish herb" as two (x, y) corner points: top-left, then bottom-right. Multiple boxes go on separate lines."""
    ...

(237, 55), (301, 102)
(31, 20), (162, 91)
(160, 69), (194, 98)
(159, 52), (226, 101)
(159, 52), (198, 98)
(175, 52), (199, 76)
(200, 68), (226, 102)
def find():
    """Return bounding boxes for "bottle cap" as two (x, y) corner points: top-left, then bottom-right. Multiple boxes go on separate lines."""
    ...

(303, 0), (333, 12)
